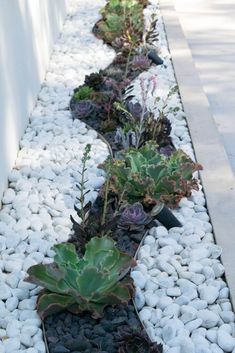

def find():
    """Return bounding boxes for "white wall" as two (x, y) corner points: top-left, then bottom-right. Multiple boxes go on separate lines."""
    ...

(0, 0), (68, 200)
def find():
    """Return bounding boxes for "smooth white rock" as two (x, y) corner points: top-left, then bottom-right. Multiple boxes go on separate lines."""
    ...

(166, 287), (181, 297)
(198, 284), (220, 304)
(220, 311), (235, 323)
(2, 338), (20, 353)
(220, 302), (232, 311)
(135, 288), (145, 310)
(210, 343), (224, 353)
(162, 321), (177, 341)
(189, 262), (203, 273)
(5, 297), (18, 312)
(163, 303), (180, 318)
(197, 310), (219, 328)
(139, 307), (152, 322)
(167, 348), (180, 353)
(206, 329), (218, 343)
(21, 325), (38, 337)
(157, 296), (173, 310)
(145, 292), (159, 307)
(156, 226), (168, 237)
(2, 189), (16, 204)
(217, 328), (235, 352)
(185, 318), (203, 332)
(131, 271), (146, 289)
(0, 283), (11, 300)
(219, 287), (229, 299)
(190, 299), (208, 310)
(151, 308), (162, 324)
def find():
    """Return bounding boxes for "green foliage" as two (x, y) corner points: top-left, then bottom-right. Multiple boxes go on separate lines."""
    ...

(26, 237), (135, 319)
(97, 0), (145, 47)
(100, 142), (202, 208)
(74, 86), (94, 101)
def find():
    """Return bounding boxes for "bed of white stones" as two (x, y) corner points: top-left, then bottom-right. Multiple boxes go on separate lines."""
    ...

(130, 2), (235, 353)
(0, 1), (114, 352)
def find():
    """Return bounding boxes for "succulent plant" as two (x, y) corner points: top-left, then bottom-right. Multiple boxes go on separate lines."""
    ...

(132, 55), (151, 71)
(74, 100), (96, 119)
(73, 85), (94, 101)
(84, 72), (104, 90)
(118, 203), (151, 230)
(96, 0), (145, 48)
(118, 330), (163, 353)
(100, 142), (202, 208)
(126, 101), (143, 119)
(25, 237), (135, 319)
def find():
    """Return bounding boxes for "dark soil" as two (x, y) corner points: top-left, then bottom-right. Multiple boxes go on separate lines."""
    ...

(45, 303), (155, 353)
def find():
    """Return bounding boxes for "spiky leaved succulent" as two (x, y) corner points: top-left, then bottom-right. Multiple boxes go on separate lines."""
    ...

(25, 237), (135, 319)
(74, 100), (96, 119)
(100, 142), (202, 208)
(132, 55), (151, 71)
(84, 72), (104, 90)
(118, 203), (151, 230)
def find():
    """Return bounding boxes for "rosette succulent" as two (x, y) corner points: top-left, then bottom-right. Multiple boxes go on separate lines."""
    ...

(73, 85), (94, 101)
(100, 142), (202, 208)
(126, 101), (143, 119)
(96, 0), (145, 48)
(25, 237), (135, 319)
(118, 203), (151, 230)
(74, 100), (96, 119)
(132, 55), (151, 71)
(84, 72), (104, 90)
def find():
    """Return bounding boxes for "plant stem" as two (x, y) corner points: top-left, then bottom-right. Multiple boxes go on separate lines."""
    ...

(101, 174), (110, 226)
(124, 40), (134, 79)
(78, 144), (91, 223)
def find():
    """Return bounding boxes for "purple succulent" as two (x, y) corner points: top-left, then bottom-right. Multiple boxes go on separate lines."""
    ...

(118, 203), (151, 230)
(126, 101), (143, 119)
(74, 100), (95, 118)
(132, 55), (151, 71)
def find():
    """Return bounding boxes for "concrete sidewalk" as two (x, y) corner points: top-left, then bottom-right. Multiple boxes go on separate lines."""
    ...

(172, 0), (235, 174)
(159, 0), (235, 308)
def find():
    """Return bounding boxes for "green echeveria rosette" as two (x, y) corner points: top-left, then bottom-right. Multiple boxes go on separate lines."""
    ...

(25, 237), (136, 320)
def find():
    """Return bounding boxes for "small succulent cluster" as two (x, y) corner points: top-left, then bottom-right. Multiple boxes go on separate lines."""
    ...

(96, 0), (145, 50)
(118, 203), (151, 230)
(132, 55), (151, 71)
(84, 72), (104, 90)
(74, 100), (96, 118)
(73, 85), (94, 101)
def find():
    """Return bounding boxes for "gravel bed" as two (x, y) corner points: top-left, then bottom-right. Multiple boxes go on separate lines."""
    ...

(0, 1), (114, 352)
(45, 304), (144, 353)
(130, 2), (235, 353)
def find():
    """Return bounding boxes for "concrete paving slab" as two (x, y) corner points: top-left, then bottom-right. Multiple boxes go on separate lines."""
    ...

(171, 0), (235, 175)
(159, 0), (235, 308)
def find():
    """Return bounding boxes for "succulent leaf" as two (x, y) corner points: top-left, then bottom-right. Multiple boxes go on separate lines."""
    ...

(37, 291), (76, 320)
